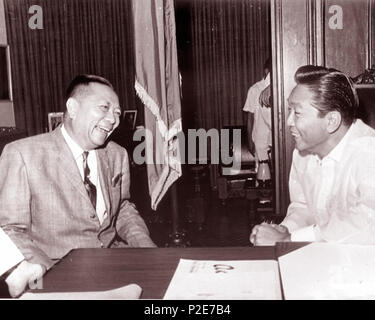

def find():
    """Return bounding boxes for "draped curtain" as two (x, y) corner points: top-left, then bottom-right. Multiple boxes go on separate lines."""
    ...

(5, 0), (270, 140)
(176, 0), (272, 188)
(189, 0), (271, 130)
(4, 0), (136, 136)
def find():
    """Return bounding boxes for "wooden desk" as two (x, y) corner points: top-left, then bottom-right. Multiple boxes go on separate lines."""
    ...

(38, 246), (276, 299)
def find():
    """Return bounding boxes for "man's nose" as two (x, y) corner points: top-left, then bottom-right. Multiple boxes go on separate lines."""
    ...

(105, 110), (117, 124)
(286, 111), (294, 127)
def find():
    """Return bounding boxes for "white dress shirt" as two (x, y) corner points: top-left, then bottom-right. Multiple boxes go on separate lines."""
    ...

(243, 73), (271, 161)
(0, 227), (24, 276)
(61, 125), (107, 224)
(281, 119), (375, 244)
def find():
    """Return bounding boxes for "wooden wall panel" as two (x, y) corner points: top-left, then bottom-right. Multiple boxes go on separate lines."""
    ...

(0, 0), (15, 127)
(271, 0), (311, 216)
(324, 0), (368, 77)
(0, 0), (7, 45)
(371, 0), (375, 67)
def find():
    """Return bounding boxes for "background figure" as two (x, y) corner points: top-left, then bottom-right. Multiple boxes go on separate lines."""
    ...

(0, 75), (156, 297)
(243, 58), (272, 163)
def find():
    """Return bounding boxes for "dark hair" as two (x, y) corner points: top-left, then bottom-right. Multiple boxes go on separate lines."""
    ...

(264, 57), (271, 71)
(65, 74), (114, 102)
(294, 65), (358, 125)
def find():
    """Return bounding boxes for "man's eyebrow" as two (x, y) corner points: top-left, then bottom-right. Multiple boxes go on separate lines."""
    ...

(287, 100), (300, 107)
(99, 100), (120, 109)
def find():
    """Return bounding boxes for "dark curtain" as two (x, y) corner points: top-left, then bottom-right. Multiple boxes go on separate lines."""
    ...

(4, 0), (136, 136)
(175, 0), (270, 188)
(189, 0), (271, 130)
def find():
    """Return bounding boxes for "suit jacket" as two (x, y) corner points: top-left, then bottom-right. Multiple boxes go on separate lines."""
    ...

(0, 127), (156, 269)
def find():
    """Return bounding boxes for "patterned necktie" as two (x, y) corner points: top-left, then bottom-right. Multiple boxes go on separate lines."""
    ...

(82, 151), (97, 209)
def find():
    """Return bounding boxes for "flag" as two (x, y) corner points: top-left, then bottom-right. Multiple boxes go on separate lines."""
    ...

(132, 0), (182, 210)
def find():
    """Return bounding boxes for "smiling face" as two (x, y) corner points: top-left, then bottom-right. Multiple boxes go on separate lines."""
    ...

(287, 84), (331, 156)
(66, 82), (121, 150)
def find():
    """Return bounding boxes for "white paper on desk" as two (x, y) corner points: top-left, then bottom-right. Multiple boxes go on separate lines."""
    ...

(0, 228), (24, 276)
(19, 283), (142, 300)
(163, 259), (281, 300)
(278, 243), (375, 299)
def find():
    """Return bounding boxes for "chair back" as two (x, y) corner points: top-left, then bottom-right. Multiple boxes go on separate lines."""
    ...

(219, 125), (255, 177)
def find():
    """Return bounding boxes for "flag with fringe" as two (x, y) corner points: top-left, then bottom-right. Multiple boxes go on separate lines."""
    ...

(132, 0), (182, 210)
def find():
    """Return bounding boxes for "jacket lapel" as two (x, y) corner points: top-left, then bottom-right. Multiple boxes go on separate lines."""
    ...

(51, 128), (94, 207)
(96, 147), (112, 223)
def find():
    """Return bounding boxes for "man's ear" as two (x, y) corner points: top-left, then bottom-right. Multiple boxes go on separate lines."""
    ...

(326, 111), (342, 133)
(66, 98), (78, 119)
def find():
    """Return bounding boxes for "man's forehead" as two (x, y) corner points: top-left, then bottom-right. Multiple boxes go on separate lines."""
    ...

(288, 84), (313, 105)
(80, 83), (119, 103)
(87, 82), (116, 95)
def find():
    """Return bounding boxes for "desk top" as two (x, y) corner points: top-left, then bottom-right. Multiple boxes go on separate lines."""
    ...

(39, 246), (277, 299)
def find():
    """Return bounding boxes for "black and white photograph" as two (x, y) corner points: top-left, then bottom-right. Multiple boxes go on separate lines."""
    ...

(1, 0), (375, 308)
(123, 109), (137, 130)
(0, 45), (10, 101)
(47, 112), (64, 132)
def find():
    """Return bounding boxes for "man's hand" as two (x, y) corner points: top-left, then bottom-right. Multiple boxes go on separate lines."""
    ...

(5, 261), (45, 298)
(259, 85), (272, 108)
(250, 223), (291, 246)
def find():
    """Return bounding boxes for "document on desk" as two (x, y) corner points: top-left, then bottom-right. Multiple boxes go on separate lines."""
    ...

(163, 259), (281, 300)
(278, 243), (375, 299)
(19, 284), (142, 300)
(0, 227), (24, 276)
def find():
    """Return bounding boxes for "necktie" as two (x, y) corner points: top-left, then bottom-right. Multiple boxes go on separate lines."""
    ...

(82, 151), (97, 209)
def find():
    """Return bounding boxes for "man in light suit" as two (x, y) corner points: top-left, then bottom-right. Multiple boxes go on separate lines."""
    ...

(0, 75), (156, 296)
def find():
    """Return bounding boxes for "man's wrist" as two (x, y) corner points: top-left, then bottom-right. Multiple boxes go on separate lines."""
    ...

(284, 232), (291, 242)
(290, 225), (316, 242)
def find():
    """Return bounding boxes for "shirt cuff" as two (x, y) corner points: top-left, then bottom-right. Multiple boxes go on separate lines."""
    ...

(290, 225), (317, 242)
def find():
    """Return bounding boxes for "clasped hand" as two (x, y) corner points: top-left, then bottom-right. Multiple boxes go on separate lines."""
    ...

(250, 222), (291, 246)
(5, 261), (45, 298)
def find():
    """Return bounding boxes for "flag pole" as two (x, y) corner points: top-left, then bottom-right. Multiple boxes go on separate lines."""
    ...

(132, 0), (184, 245)
(166, 181), (189, 247)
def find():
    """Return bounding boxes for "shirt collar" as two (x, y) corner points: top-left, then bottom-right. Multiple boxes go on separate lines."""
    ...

(61, 124), (84, 161)
(264, 73), (270, 85)
(323, 122), (355, 162)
